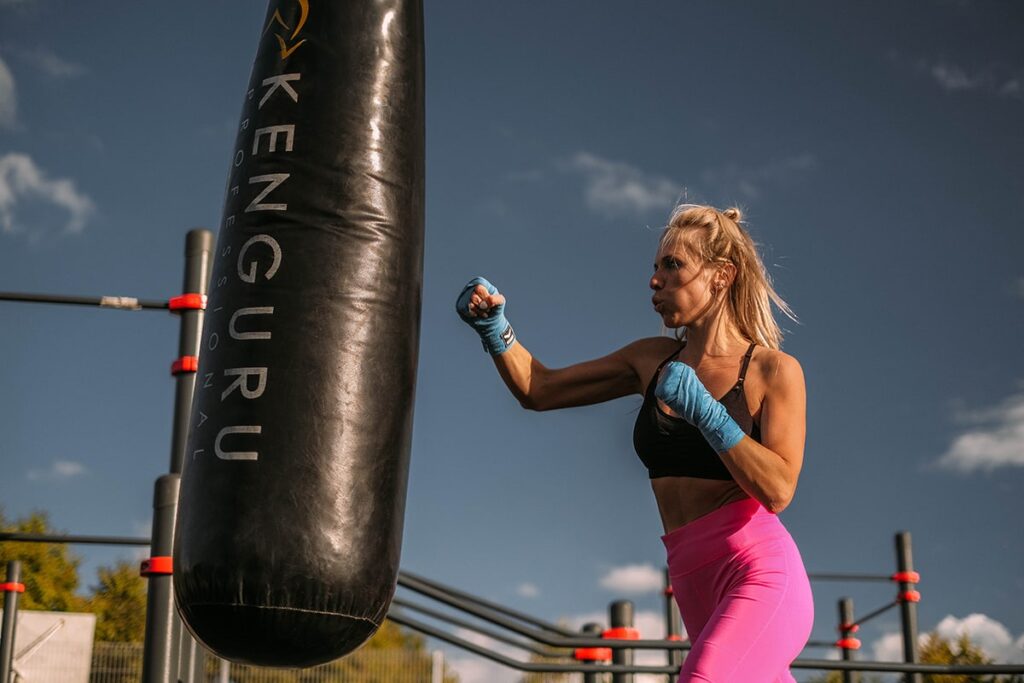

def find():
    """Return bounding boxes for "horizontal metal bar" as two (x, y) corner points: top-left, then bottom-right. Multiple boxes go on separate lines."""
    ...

(851, 599), (898, 628)
(391, 610), (1024, 676)
(790, 658), (1024, 674)
(399, 570), (687, 650)
(387, 610), (678, 675)
(808, 572), (892, 582)
(399, 570), (577, 637)
(0, 291), (168, 311)
(392, 597), (553, 657)
(0, 532), (150, 547)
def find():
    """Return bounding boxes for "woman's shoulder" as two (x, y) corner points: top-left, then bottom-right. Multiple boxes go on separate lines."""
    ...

(751, 345), (804, 392)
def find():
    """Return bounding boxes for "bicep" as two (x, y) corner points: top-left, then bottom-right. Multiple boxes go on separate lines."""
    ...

(758, 355), (807, 476)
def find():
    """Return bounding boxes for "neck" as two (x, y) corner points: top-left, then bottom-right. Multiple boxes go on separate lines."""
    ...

(680, 308), (747, 358)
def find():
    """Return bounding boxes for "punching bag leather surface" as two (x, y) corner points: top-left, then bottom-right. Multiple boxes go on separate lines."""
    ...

(173, 0), (424, 667)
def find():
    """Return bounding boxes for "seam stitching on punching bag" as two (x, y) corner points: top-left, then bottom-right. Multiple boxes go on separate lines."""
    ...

(186, 602), (382, 623)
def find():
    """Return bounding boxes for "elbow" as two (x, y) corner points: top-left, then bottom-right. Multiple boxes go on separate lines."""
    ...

(518, 394), (552, 411)
(765, 487), (796, 515)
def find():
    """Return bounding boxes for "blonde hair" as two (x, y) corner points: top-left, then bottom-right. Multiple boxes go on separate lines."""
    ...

(660, 204), (796, 349)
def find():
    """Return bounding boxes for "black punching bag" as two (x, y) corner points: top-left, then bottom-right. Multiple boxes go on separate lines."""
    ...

(173, 0), (424, 667)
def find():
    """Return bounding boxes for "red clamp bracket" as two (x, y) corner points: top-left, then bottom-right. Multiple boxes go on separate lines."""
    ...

(171, 356), (199, 375)
(140, 557), (173, 577)
(664, 585), (674, 597)
(836, 637), (861, 650)
(897, 590), (921, 603)
(666, 634), (684, 642)
(838, 623), (860, 634)
(892, 571), (920, 584)
(603, 627), (640, 641)
(168, 293), (208, 311)
(573, 647), (613, 662)
(0, 582), (25, 593)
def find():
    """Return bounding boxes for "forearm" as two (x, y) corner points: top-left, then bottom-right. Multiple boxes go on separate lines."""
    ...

(492, 341), (549, 410)
(718, 437), (797, 514)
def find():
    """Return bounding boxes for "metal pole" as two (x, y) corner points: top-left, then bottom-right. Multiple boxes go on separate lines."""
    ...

(896, 531), (921, 683)
(169, 228), (213, 475)
(839, 597), (858, 683)
(141, 474), (180, 683)
(610, 600), (634, 683)
(664, 568), (682, 676)
(141, 229), (212, 683)
(581, 622), (605, 683)
(217, 658), (230, 683)
(0, 561), (22, 683)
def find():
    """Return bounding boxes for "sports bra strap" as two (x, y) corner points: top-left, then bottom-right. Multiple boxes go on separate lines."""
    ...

(736, 342), (756, 387)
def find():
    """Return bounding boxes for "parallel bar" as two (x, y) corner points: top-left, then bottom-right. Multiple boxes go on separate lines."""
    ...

(808, 573), (893, 582)
(0, 533), (149, 547)
(400, 570), (577, 637)
(387, 610), (678, 675)
(0, 291), (168, 310)
(392, 597), (552, 657)
(399, 571), (687, 650)
(389, 609), (1024, 676)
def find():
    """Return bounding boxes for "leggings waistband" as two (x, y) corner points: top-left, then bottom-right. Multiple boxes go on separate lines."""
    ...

(661, 497), (789, 576)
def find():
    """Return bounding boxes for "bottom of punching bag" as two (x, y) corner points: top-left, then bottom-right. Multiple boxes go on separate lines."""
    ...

(180, 603), (381, 668)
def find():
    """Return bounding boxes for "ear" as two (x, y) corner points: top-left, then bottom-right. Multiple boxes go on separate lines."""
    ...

(717, 261), (737, 288)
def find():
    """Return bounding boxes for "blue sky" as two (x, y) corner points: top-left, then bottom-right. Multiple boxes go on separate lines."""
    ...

(1, 1), (1022, 681)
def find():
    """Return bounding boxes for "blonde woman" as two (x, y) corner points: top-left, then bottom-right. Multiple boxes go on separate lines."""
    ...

(456, 204), (813, 682)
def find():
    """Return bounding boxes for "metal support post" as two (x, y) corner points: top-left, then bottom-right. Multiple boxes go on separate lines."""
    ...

(0, 561), (22, 683)
(896, 531), (921, 683)
(610, 600), (635, 683)
(839, 597), (859, 683)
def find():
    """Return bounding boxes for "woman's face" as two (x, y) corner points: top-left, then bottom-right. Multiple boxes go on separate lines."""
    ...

(649, 241), (717, 328)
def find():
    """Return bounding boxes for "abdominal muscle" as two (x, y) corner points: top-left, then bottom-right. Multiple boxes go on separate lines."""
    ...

(652, 477), (750, 533)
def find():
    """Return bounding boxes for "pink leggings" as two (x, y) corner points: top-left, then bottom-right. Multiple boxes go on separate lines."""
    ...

(663, 497), (814, 682)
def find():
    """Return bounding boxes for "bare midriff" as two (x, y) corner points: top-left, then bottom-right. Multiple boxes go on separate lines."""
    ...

(652, 478), (750, 533)
(638, 338), (763, 534)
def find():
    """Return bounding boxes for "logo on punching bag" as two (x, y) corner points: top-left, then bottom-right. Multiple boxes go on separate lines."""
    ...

(265, 0), (309, 60)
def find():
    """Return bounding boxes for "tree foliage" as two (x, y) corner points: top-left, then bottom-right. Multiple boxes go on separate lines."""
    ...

(88, 560), (148, 642)
(0, 508), (85, 611)
(805, 629), (1024, 683)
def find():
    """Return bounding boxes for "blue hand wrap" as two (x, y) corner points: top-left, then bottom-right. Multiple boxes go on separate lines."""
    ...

(655, 361), (746, 453)
(455, 276), (517, 356)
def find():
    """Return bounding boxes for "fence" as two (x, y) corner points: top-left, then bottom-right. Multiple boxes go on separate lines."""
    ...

(88, 642), (446, 683)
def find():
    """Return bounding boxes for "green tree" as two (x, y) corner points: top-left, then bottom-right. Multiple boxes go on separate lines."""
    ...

(0, 508), (85, 611)
(88, 559), (148, 642)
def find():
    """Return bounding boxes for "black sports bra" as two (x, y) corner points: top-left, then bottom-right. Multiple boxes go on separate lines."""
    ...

(632, 342), (760, 480)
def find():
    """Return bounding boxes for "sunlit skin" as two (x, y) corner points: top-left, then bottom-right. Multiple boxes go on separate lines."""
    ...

(465, 241), (806, 532)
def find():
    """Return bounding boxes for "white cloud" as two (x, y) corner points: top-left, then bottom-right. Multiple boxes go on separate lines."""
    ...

(932, 614), (1024, 664)
(563, 152), (682, 217)
(0, 152), (95, 238)
(935, 393), (1024, 473)
(913, 57), (1024, 101)
(0, 56), (16, 128)
(872, 613), (1024, 665)
(599, 563), (665, 594)
(17, 47), (87, 78)
(516, 582), (539, 599)
(27, 460), (87, 481)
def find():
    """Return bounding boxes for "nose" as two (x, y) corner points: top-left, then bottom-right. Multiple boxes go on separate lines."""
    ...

(650, 274), (661, 290)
